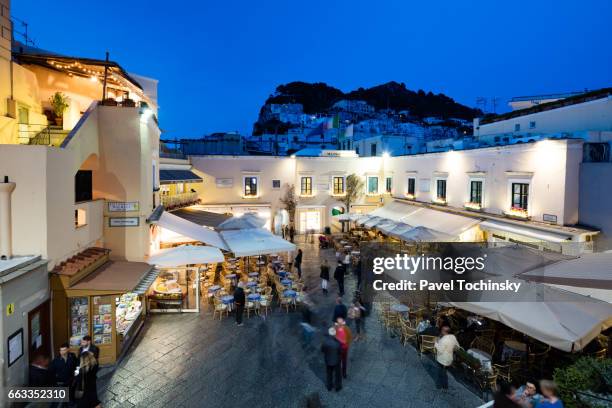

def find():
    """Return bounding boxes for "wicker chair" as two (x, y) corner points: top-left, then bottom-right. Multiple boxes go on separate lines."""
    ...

(420, 335), (437, 355)
(400, 320), (417, 346)
(470, 336), (495, 358)
(212, 297), (229, 320)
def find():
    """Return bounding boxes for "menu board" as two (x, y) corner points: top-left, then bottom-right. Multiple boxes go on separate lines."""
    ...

(92, 296), (113, 346)
(70, 297), (89, 347)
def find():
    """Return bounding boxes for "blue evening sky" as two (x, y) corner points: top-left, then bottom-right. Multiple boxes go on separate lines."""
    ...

(14, 0), (612, 137)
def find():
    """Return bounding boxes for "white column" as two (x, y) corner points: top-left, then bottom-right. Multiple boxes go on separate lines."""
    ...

(0, 178), (16, 259)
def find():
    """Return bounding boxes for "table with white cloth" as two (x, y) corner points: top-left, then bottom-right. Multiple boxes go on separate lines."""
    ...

(501, 340), (527, 361)
(467, 348), (493, 372)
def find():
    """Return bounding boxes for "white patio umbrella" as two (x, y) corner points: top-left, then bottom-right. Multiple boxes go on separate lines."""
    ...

(334, 213), (362, 221)
(376, 219), (398, 234)
(147, 245), (225, 267)
(386, 222), (413, 239)
(217, 212), (267, 230)
(355, 214), (373, 226)
(363, 216), (385, 228)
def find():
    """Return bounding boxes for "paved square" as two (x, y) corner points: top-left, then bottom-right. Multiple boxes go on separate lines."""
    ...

(100, 240), (483, 407)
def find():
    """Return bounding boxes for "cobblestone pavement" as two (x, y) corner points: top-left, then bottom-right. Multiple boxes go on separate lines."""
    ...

(101, 238), (483, 408)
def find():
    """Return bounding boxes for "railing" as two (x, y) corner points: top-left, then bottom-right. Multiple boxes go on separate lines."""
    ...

(17, 125), (70, 147)
(161, 192), (199, 210)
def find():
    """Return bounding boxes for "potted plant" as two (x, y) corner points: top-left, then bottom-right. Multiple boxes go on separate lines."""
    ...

(49, 92), (70, 126)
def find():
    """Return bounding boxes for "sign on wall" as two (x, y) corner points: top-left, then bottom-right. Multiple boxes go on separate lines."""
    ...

(109, 217), (140, 227)
(216, 178), (233, 188)
(7, 329), (23, 367)
(543, 214), (558, 224)
(108, 202), (140, 212)
(6, 303), (14, 316)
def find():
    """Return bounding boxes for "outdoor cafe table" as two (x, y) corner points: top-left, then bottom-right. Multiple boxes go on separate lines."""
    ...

(502, 340), (528, 361)
(281, 278), (292, 286)
(248, 272), (259, 278)
(390, 304), (410, 313)
(221, 295), (234, 305)
(225, 274), (237, 282)
(208, 285), (221, 294)
(246, 281), (258, 288)
(247, 293), (261, 301)
(283, 289), (297, 298)
(351, 251), (360, 256)
(278, 271), (288, 278)
(467, 348), (493, 372)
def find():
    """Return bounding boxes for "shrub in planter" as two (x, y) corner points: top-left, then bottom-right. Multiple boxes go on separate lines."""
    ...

(553, 357), (612, 408)
(49, 92), (69, 126)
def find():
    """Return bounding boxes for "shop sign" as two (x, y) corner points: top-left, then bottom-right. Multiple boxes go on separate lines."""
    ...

(108, 202), (139, 212)
(6, 303), (15, 316)
(543, 214), (557, 224)
(109, 217), (140, 227)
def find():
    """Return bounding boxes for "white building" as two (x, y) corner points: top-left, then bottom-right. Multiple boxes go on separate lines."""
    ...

(188, 138), (606, 254)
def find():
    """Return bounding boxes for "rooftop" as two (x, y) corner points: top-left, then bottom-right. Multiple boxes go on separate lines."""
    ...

(481, 87), (612, 125)
(0, 255), (39, 275)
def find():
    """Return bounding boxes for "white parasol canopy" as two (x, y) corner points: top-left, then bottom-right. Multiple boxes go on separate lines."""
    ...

(220, 228), (296, 257)
(217, 212), (267, 230)
(395, 226), (456, 242)
(148, 245), (225, 267)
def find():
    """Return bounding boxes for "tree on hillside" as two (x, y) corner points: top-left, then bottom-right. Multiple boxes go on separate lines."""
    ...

(338, 174), (364, 215)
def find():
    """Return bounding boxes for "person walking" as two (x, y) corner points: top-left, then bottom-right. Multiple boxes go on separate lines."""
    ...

(332, 297), (348, 322)
(289, 224), (295, 243)
(78, 336), (99, 360)
(342, 251), (351, 276)
(354, 258), (362, 290)
(29, 354), (54, 387)
(348, 299), (366, 341)
(321, 327), (342, 392)
(320, 259), (330, 294)
(50, 342), (78, 402)
(434, 325), (459, 390)
(234, 282), (246, 326)
(294, 248), (303, 279)
(334, 318), (353, 379)
(334, 261), (345, 296)
(74, 351), (100, 408)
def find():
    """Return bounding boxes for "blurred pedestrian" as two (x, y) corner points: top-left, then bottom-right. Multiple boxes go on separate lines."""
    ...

(234, 282), (246, 326)
(334, 261), (345, 296)
(29, 354), (53, 387)
(535, 380), (564, 408)
(342, 251), (351, 275)
(289, 224), (295, 243)
(294, 248), (303, 279)
(334, 318), (352, 379)
(333, 297), (347, 322)
(321, 327), (342, 392)
(348, 299), (366, 341)
(320, 259), (330, 294)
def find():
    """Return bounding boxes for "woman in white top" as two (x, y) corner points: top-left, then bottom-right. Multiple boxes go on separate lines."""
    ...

(434, 325), (459, 389)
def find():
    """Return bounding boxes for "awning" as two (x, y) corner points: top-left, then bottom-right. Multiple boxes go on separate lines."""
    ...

(147, 245), (225, 267)
(70, 261), (154, 292)
(363, 216), (385, 228)
(133, 268), (161, 294)
(480, 220), (573, 243)
(376, 220), (399, 234)
(395, 226), (456, 242)
(160, 169), (203, 184)
(156, 211), (230, 251)
(171, 208), (230, 228)
(220, 228), (296, 257)
(365, 201), (481, 237)
(217, 213), (267, 230)
(386, 223), (413, 239)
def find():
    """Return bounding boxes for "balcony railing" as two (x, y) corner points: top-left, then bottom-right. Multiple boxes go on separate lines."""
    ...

(161, 192), (200, 210)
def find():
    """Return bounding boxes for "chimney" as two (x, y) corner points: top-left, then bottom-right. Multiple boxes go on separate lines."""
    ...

(0, 176), (16, 260)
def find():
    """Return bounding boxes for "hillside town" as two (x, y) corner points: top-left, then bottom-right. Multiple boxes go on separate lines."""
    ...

(0, 1), (611, 408)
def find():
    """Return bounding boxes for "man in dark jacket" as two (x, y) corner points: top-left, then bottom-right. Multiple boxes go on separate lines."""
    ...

(333, 261), (345, 296)
(332, 297), (348, 323)
(294, 249), (303, 279)
(29, 354), (54, 387)
(321, 327), (342, 391)
(78, 335), (99, 360)
(234, 282), (246, 326)
(289, 225), (295, 243)
(50, 343), (78, 387)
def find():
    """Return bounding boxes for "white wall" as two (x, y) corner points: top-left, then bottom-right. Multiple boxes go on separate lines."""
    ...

(476, 97), (612, 137)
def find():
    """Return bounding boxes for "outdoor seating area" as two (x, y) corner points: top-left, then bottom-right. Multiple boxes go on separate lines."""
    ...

(377, 299), (611, 398)
(201, 253), (307, 318)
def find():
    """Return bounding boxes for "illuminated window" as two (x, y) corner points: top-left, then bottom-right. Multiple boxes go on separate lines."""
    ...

(470, 180), (483, 204)
(511, 183), (529, 210)
(301, 177), (312, 195)
(367, 176), (379, 194)
(75, 208), (87, 228)
(436, 179), (447, 201)
(244, 177), (258, 197)
(333, 177), (345, 195)
(407, 178), (416, 196)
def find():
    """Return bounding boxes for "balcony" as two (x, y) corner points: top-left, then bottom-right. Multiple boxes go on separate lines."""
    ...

(18, 125), (70, 147)
(161, 192), (200, 210)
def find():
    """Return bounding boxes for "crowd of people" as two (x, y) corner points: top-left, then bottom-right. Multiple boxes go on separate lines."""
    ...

(29, 335), (101, 407)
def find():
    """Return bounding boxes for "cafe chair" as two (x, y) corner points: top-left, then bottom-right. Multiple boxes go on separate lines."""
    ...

(419, 335), (437, 355)
(212, 297), (229, 320)
(470, 336), (495, 358)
